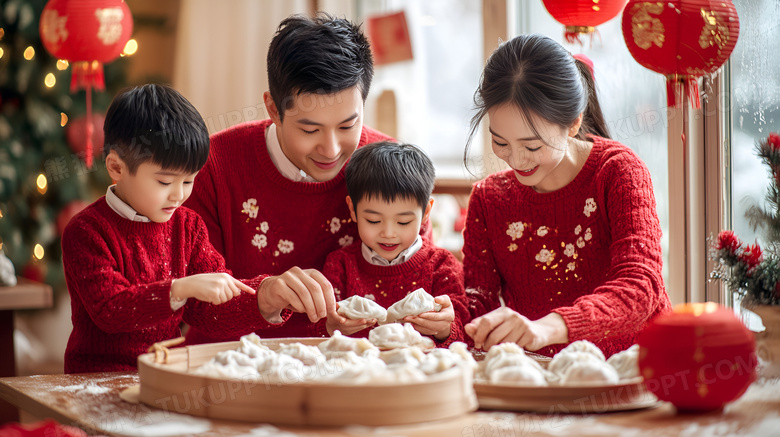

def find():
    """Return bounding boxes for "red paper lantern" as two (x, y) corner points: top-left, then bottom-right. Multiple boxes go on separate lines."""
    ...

(621, 0), (739, 108)
(542, 0), (629, 43)
(39, 0), (133, 168)
(638, 302), (757, 412)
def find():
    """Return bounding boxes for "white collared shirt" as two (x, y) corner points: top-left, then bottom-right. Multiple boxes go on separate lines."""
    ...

(105, 185), (186, 311)
(105, 185), (151, 222)
(361, 235), (423, 266)
(265, 123), (316, 183)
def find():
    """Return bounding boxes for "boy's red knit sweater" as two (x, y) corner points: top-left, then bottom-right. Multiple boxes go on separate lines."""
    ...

(184, 119), (393, 343)
(316, 242), (469, 347)
(464, 136), (672, 358)
(62, 199), (276, 373)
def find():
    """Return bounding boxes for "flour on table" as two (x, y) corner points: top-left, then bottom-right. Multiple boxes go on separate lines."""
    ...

(99, 410), (210, 436)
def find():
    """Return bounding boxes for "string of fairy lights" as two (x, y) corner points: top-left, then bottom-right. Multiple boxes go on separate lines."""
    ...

(0, 26), (137, 264)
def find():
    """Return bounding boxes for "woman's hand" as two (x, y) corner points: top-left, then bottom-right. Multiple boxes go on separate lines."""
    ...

(465, 307), (568, 351)
(401, 295), (454, 341)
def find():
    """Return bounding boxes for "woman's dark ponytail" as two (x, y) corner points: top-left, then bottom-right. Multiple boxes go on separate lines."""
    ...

(574, 58), (611, 140)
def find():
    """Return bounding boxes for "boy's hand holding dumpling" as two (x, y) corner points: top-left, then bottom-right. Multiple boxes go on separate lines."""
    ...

(400, 295), (454, 341)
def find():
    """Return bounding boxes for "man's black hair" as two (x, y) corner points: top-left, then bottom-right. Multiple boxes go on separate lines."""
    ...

(267, 13), (374, 120)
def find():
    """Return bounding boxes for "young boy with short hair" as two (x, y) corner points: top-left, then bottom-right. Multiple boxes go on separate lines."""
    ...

(183, 13), (418, 344)
(62, 84), (287, 373)
(318, 142), (468, 346)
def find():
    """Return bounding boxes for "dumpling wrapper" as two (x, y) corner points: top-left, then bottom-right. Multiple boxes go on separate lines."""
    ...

(337, 295), (388, 323)
(384, 288), (443, 324)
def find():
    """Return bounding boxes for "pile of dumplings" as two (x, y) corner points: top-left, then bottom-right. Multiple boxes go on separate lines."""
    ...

(337, 288), (442, 324)
(193, 323), (475, 385)
(478, 341), (640, 387)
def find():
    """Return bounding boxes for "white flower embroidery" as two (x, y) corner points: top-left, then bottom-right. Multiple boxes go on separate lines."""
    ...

(242, 198), (259, 219)
(506, 222), (525, 240)
(278, 239), (294, 254)
(364, 294), (376, 301)
(576, 237), (585, 248)
(564, 244), (575, 257)
(537, 226), (549, 237)
(583, 198), (597, 217)
(567, 262), (576, 271)
(260, 221), (269, 233)
(535, 249), (553, 263)
(334, 288), (342, 300)
(508, 243), (518, 252)
(339, 235), (354, 247)
(330, 217), (341, 234)
(251, 234), (267, 250)
(574, 224), (582, 235)
(584, 228), (592, 241)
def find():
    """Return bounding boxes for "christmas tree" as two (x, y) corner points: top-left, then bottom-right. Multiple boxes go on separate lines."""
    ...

(0, 0), (127, 290)
(712, 132), (780, 306)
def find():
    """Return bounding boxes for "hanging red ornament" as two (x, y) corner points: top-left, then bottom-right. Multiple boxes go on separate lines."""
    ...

(56, 200), (89, 237)
(39, 0), (133, 168)
(637, 303), (757, 412)
(65, 113), (105, 158)
(621, 0), (739, 108)
(542, 0), (629, 44)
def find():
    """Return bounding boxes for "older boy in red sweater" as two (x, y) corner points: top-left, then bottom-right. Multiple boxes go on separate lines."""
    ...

(62, 85), (305, 373)
(316, 142), (469, 347)
(183, 13), (409, 343)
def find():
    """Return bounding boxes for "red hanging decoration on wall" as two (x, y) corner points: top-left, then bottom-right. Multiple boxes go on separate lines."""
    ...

(542, 0), (629, 44)
(39, 0), (133, 168)
(621, 0), (739, 108)
(638, 303), (757, 412)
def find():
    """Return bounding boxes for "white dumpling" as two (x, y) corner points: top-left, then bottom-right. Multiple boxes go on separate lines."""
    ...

(489, 365), (548, 386)
(194, 360), (258, 379)
(606, 344), (640, 379)
(213, 349), (257, 367)
(368, 323), (434, 350)
(558, 340), (606, 361)
(386, 365), (428, 383)
(448, 342), (479, 371)
(548, 351), (603, 376)
(561, 360), (619, 386)
(318, 330), (379, 358)
(277, 342), (324, 366)
(337, 295), (388, 323)
(384, 288), (442, 324)
(256, 354), (306, 383)
(380, 346), (427, 367)
(484, 342), (527, 362)
(237, 333), (275, 359)
(484, 352), (543, 377)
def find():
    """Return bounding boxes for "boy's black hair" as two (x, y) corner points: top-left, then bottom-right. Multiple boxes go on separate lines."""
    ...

(267, 12), (373, 121)
(103, 84), (209, 175)
(345, 141), (435, 213)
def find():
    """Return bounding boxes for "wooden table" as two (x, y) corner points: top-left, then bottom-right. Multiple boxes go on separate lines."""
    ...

(0, 277), (53, 423)
(1, 372), (779, 436)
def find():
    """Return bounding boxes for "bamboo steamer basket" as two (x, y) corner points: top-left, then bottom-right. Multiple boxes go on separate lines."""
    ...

(137, 337), (478, 426)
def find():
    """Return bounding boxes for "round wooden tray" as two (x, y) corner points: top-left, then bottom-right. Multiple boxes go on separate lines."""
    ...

(137, 338), (478, 426)
(474, 377), (657, 414)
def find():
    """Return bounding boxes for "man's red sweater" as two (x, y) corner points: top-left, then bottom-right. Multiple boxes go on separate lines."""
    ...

(184, 119), (393, 343)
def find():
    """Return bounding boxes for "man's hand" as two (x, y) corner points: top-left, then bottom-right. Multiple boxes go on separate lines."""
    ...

(256, 267), (336, 322)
